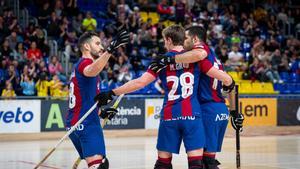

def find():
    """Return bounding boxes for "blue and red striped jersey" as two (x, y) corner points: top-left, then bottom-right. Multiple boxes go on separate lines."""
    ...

(66, 58), (100, 127)
(147, 50), (202, 120)
(197, 43), (225, 103)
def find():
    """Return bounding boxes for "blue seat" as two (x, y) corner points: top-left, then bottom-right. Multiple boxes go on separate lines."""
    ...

(290, 73), (300, 83)
(280, 72), (290, 83)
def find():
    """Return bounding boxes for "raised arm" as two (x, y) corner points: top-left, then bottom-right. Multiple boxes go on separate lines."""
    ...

(113, 72), (156, 95)
(83, 52), (111, 77)
(94, 72), (156, 106)
(174, 49), (207, 63)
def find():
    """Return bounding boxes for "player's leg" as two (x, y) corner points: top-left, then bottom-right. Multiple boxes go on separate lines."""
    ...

(69, 131), (84, 159)
(155, 120), (181, 169)
(79, 124), (108, 169)
(202, 103), (228, 169)
(182, 117), (205, 169)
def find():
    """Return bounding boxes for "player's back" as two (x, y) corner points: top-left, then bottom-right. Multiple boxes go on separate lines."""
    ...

(149, 50), (202, 120)
(66, 58), (100, 127)
(198, 44), (225, 104)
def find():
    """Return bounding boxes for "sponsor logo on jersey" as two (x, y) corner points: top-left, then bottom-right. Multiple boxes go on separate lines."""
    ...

(215, 113), (229, 121)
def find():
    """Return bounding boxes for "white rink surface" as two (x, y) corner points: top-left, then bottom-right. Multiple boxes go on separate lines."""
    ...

(1, 135), (300, 169)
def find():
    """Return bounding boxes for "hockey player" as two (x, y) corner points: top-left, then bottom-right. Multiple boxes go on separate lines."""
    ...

(66, 28), (129, 169)
(152, 26), (244, 169)
(95, 25), (206, 169)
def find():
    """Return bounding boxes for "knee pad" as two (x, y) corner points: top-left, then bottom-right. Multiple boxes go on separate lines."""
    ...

(154, 160), (173, 169)
(188, 159), (203, 169)
(97, 157), (109, 169)
(203, 157), (220, 169)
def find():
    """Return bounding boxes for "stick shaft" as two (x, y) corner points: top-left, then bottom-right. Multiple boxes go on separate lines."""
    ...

(235, 85), (241, 169)
(34, 102), (98, 169)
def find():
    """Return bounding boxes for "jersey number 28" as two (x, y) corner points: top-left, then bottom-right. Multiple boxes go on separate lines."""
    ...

(167, 72), (194, 101)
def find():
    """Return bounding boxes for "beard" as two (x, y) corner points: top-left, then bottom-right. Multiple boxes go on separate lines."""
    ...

(184, 40), (194, 51)
(90, 50), (101, 59)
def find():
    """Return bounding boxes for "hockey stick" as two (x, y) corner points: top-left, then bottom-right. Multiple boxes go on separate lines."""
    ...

(235, 85), (241, 169)
(34, 102), (99, 169)
(72, 94), (125, 169)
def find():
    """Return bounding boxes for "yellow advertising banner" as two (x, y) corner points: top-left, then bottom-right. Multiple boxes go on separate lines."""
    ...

(226, 98), (277, 126)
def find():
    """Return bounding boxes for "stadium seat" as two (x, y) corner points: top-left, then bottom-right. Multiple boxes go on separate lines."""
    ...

(290, 73), (300, 83)
(252, 82), (264, 94)
(148, 12), (160, 24)
(228, 72), (238, 81)
(280, 72), (290, 83)
(262, 83), (278, 94)
(239, 82), (253, 94)
(140, 12), (148, 22)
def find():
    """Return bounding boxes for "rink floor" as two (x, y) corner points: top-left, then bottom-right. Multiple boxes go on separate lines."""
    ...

(1, 134), (300, 169)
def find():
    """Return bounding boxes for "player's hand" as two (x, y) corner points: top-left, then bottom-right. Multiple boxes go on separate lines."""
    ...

(223, 78), (235, 93)
(230, 110), (244, 132)
(148, 61), (167, 73)
(94, 90), (116, 107)
(107, 26), (130, 54)
(155, 54), (175, 66)
(100, 107), (118, 120)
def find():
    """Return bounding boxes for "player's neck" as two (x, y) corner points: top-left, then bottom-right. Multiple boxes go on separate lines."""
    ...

(81, 51), (95, 61)
(169, 45), (184, 52)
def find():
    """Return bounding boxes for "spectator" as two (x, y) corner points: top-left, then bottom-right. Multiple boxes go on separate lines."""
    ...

(175, 0), (186, 24)
(82, 11), (97, 31)
(114, 55), (132, 83)
(47, 12), (60, 38)
(250, 57), (266, 82)
(20, 75), (35, 96)
(14, 42), (27, 64)
(64, 0), (79, 17)
(72, 13), (83, 35)
(118, 0), (132, 16)
(54, 0), (64, 20)
(1, 81), (16, 99)
(48, 55), (66, 81)
(7, 31), (22, 50)
(27, 41), (42, 62)
(49, 75), (63, 97)
(60, 84), (69, 98)
(35, 72), (49, 97)
(0, 38), (14, 60)
(271, 49), (284, 71)
(228, 45), (245, 71)
(264, 60), (283, 83)
(157, 0), (173, 21)
(37, 2), (51, 28)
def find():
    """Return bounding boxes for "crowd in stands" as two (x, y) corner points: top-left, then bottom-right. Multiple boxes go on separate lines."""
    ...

(0, 0), (299, 99)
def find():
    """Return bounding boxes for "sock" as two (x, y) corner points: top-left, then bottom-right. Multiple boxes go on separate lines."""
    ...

(88, 159), (102, 168)
(188, 155), (203, 162)
(204, 153), (216, 159)
(158, 156), (172, 164)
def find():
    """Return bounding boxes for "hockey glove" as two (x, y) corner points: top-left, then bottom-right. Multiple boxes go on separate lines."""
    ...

(94, 90), (116, 107)
(230, 110), (244, 132)
(222, 78), (235, 93)
(100, 107), (118, 120)
(107, 26), (130, 54)
(148, 61), (167, 73)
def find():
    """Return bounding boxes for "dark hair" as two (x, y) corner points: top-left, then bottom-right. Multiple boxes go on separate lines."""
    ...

(162, 25), (185, 46)
(186, 26), (207, 43)
(77, 31), (98, 51)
